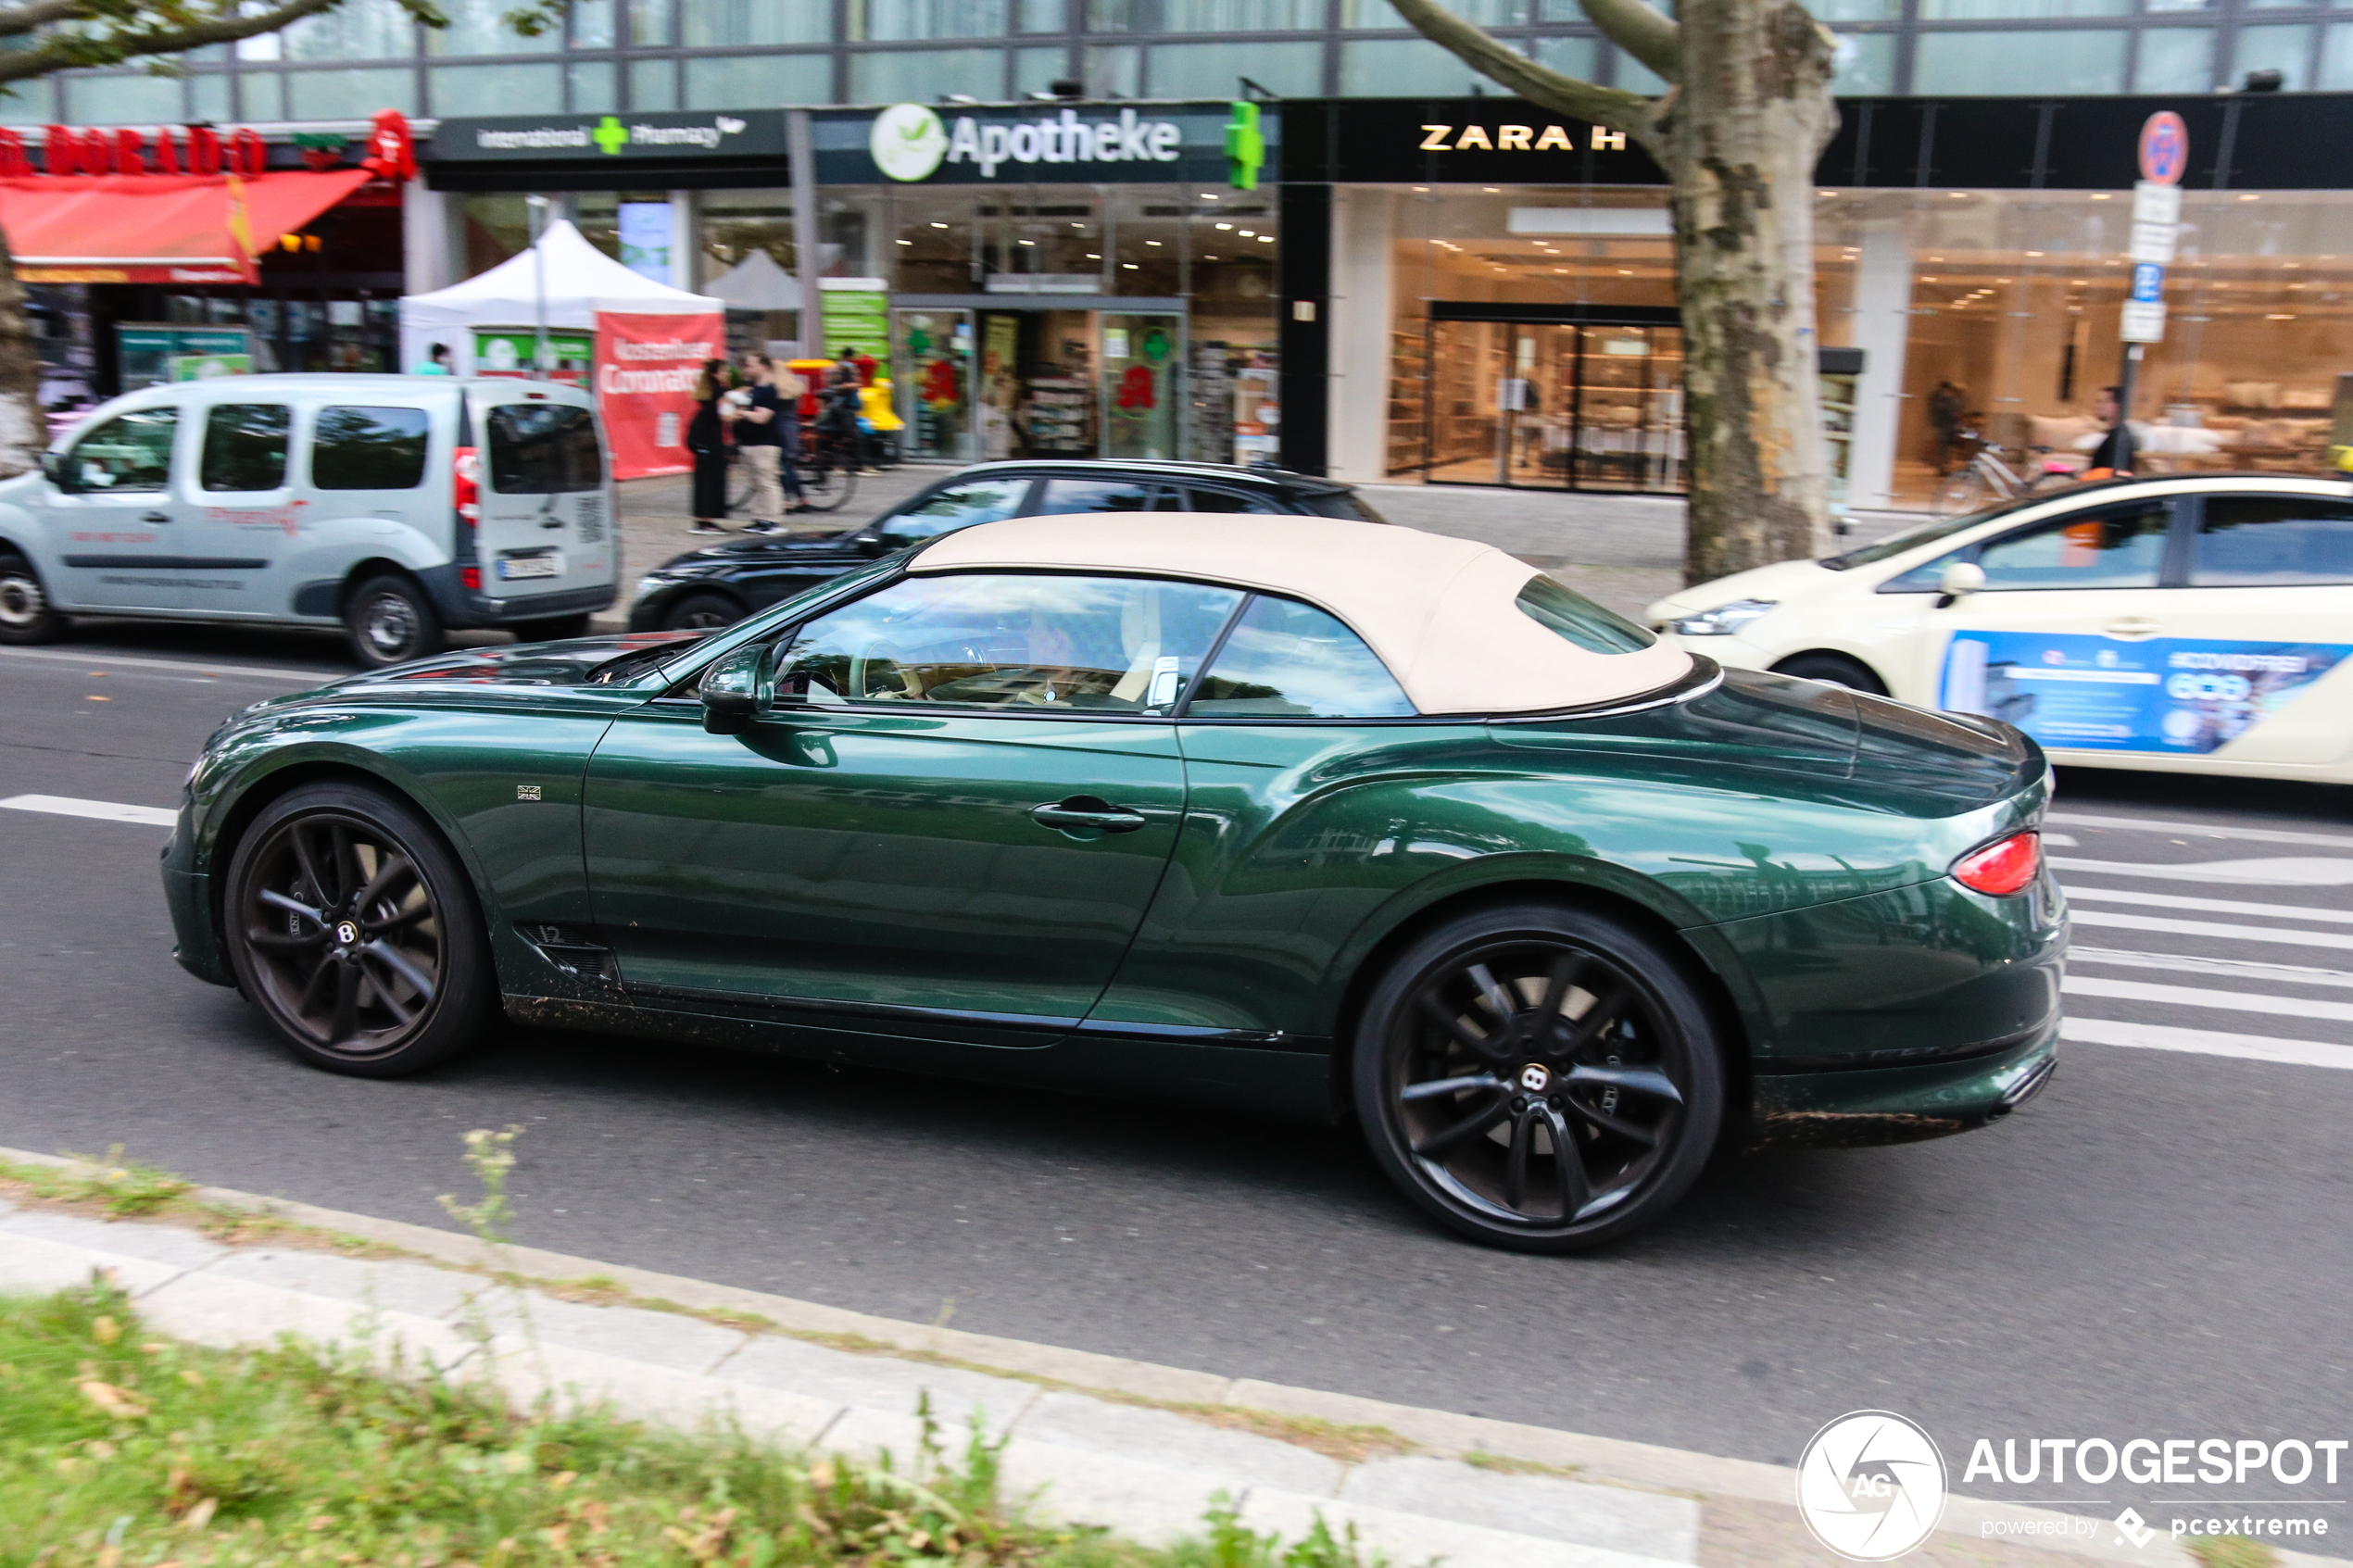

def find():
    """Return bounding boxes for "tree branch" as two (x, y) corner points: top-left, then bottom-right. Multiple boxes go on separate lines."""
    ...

(1579, 0), (1680, 82)
(0, 0), (341, 85)
(1386, 0), (1653, 132)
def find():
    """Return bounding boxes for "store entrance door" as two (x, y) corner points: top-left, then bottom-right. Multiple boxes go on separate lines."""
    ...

(1423, 312), (1686, 495)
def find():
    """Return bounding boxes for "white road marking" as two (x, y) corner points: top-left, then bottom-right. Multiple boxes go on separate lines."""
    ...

(0, 794), (176, 827)
(2042, 832), (2079, 847)
(2046, 810), (2353, 853)
(2062, 884), (2353, 926)
(2051, 854), (2353, 888)
(2061, 1015), (2353, 1070)
(2065, 972), (2353, 1024)
(2068, 908), (2353, 952)
(0, 646), (331, 683)
(2069, 945), (2353, 990)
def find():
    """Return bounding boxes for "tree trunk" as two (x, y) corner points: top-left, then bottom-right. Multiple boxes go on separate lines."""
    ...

(0, 229), (48, 477)
(1664, 0), (1839, 584)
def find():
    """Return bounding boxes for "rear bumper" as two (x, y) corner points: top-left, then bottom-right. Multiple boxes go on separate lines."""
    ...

(1747, 1021), (2058, 1149)
(419, 565), (616, 630)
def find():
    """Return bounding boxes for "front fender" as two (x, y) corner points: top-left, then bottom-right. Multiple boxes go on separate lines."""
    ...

(0, 497), (45, 563)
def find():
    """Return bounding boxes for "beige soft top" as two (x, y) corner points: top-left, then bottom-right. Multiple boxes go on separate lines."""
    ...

(912, 513), (1695, 715)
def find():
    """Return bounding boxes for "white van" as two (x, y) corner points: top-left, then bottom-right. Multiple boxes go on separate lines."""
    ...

(0, 373), (617, 668)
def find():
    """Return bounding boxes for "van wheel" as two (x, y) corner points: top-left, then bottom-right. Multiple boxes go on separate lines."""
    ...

(1769, 652), (1888, 696)
(346, 575), (445, 669)
(510, 613), (591, 644)
(0, 553), (62, 645)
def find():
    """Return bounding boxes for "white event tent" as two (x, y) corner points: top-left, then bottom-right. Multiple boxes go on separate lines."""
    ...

(396, 219), (724, 374)
(704, 248), (799, 312)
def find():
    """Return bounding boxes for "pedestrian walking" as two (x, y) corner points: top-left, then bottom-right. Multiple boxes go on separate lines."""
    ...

(2082, 383), (2137, 479)
(730, 352), (807, 533)
(816, 362), (864, 472)
(1927, 379), (1966, 475)
(411, 342), (452, 375)
(687, 358), (734, 535)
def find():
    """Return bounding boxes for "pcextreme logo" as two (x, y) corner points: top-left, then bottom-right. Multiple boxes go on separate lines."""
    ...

(1796, 1411), (1949, 1562)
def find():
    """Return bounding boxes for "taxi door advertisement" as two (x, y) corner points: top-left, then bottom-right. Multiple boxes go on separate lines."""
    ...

(1941, 633), (2353, 754)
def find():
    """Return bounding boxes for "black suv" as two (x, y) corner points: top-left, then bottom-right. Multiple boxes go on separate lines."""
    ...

(627, 459), (1388, 632)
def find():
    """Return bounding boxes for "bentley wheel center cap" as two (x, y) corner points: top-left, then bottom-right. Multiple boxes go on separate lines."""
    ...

(1517, 1063), (1552, 1093)
(333, 921), (359, 947)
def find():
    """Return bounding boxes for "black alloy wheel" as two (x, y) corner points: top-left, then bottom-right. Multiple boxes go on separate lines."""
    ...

(1355, 904), (1724, 1252)
(1769, 652), (1890, 696)
(345, 574), (446, 669)
(223, 784), (493, 1077)
(0, 552), (62, 644)
(660, 591), (746, 632)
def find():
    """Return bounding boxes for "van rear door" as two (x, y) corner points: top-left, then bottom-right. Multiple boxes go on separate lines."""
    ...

(468, 393), (615, 605)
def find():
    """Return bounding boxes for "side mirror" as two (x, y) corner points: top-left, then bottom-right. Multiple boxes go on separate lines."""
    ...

(1936, 560), (1985, 607)
(39, 450), (65, 489)
(698, 645), (770, 734)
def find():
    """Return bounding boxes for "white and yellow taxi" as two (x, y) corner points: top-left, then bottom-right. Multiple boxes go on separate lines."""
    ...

(1646, 474), (2353, 783)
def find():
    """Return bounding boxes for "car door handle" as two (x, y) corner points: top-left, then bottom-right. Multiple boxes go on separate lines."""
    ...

(2106, 617), (2163, 637)
(140, 511), (170, 522)
(1030, 797), (1149, 834)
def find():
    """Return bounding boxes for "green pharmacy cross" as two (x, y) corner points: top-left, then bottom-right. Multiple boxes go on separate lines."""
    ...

(594, 117), (629, 157)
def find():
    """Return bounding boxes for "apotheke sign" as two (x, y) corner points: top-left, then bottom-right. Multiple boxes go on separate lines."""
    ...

(816, 101), (1258, 185)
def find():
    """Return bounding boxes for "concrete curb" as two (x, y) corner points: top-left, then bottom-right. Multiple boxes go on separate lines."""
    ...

(0, 1149), (2317, 1568)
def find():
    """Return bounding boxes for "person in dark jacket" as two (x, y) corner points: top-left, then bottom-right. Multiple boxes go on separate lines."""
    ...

(2084, 384), (2136, 478)
(687, 359), (734, 534)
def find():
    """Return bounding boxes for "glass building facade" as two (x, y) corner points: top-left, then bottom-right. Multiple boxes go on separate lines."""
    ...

(13, 0), (2351, 127)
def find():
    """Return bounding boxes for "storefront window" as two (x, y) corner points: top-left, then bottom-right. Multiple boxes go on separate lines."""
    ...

(1145, 40), (1320, 96)
(700, 190), (798, 280)
(684, 1), (831, 44)
(430, 62), (562, 114)
(852, 1), (1011, 39)
(429, 0), (559, 53)
(682, 54), (831, 107)
(1910, 30), (2127, 94)
(460, 194), (532, 277)
(849, 47), (1005, 102)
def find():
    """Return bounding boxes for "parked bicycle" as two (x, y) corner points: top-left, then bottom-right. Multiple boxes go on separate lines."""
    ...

(1931, 430), (2080, 516)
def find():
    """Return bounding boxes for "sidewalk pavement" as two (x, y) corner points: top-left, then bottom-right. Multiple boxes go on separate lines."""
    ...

(0, 1149), (2255, 1568)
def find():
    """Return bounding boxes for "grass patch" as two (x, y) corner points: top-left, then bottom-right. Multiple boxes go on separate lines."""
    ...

(0, 1285), (1393, 1568)
(1462, 1449), (1582, 1479)
(0, 1148), (190, 1219)
(2184, 1537), (2279, 1568)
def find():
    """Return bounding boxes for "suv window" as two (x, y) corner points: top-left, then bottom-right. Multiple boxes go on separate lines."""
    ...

(1885, 502), (2171, 592)
(1296, 488), (1389, 524)
(311, 406), (430, 490)
(774, 572), (1242, 711)
(199, 404), (290, 492)
(875, 478), (1030, 546)
(487, 403), (602, 493)
(1037, 477), (1177, 514)
(2191, 495), (2353, 585)
(67, 408), (176, 493)
(1189, 596), (1416, 719)
(1187, 487), (1280, 514)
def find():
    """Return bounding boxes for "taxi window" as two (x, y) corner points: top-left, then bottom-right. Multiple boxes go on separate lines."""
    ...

(2191, 496), (2353, 586)
(1885, 502), (2171, 593)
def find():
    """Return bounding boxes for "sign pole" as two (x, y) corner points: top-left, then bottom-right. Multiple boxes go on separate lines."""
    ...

(2118, 111), (2187, 433)
(526, 193), (550, 382)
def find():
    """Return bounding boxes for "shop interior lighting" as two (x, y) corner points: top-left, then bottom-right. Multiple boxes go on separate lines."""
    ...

(931, 221), (949, 229)
(2241, 194), (2262, 200)
(1199, 192), (1218, 200)
(1145, 239), (1161, 245)
(896, 238), (912, 245)
(2090, 194), (2111, 200)
(1087, 252), (1101, 258)
(1214, 222), (1232, 230)
(1257, 234), (1273, 242)
(1239, 229), (1255, 236)
(1122, 262), (1138, 269)
(1482, 187), (1500, 193)
(2268, 312), (2295, 319)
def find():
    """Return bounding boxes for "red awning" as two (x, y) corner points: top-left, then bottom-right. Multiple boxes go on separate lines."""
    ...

(0, 169), (373, 284)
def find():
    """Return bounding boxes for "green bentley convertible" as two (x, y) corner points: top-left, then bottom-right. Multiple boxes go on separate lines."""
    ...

(163, 514), (2064, 1251)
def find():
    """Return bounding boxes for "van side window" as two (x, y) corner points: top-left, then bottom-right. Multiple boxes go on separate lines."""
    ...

(200, 404), (290, 491)
(67, 408), (176, 494)
(312, 407), (431, 490)
(487, 404), (602, 493)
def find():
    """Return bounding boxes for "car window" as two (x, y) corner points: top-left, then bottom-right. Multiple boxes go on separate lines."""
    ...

(487, 404), (602, 493)
(875, 478), (1030, 546)
(199, 404), (290, 492)
(1516, 573), (1657, 654)
(1296, 488), (1390, 524)
(1036, 477), (1176, 514)
(1187, 487), (1280, 514)
(774, 572), (1243, 711)
(2190, 495), (2353, 586)
(311, 406), (431, 490)
(1886, 502), (2171, 593)
(67, 408), (176, 493)
(1188, 596), (1416, 719)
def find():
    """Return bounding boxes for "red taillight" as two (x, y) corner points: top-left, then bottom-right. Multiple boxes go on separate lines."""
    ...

(1952, 831), (2042, 896)
(459, 565), (482, 591)
(453, 445), (480, 526)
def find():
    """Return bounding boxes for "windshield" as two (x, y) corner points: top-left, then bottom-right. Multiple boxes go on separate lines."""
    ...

(1821, 492), (2058, 570)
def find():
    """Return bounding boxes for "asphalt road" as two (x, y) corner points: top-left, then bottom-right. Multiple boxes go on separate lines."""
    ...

(5, 621), (2349, 1548)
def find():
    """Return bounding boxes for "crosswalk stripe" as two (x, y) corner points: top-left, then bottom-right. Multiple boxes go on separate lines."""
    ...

(0, 794), (176, 827)
(2064, 973), (2353, 1023)
(2046, 810), (2353, 851)
(2062, 884), (2353, 925)
(2061, 1015), (2353, 1070)
(2067, 908), (2353, 952)
(2068, 945), (2353, 990)
(2049, 854), (2353, 889)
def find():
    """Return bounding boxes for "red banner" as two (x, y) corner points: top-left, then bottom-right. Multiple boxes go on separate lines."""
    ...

(593, 311), (721, 482)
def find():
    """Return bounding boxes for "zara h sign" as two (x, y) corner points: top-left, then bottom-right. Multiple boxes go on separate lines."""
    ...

(813, 102), (1256, 185)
